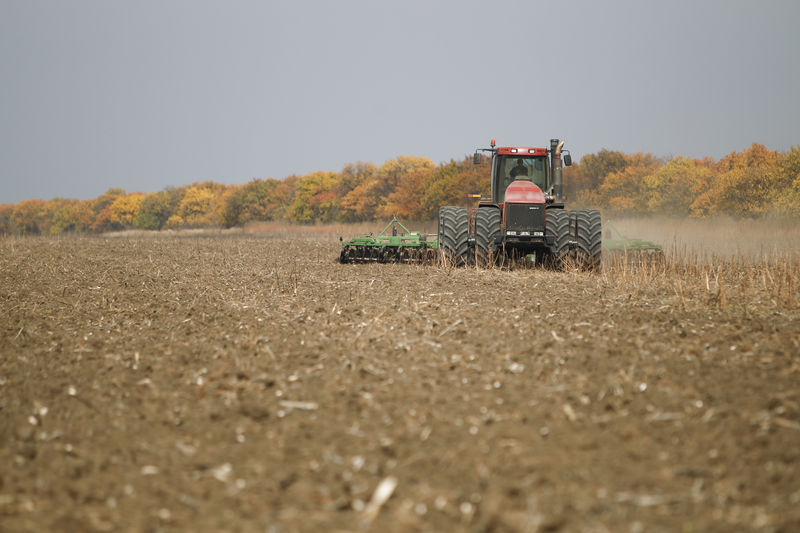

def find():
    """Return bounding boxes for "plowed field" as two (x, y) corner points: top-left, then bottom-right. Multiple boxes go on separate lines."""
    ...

(1, 230), (799, 532)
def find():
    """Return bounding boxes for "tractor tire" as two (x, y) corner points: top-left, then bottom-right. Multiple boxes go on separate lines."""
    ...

(545, 208), (571, 270)
(438, 206), (470, 266)
(571, 209), (602, 271)
(474, 208), (502, 267)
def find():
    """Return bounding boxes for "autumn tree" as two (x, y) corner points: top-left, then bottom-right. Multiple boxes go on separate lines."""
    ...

(566, 149), (631, 205)
(338, 162), (376, 196)
(696, 144), (780, 217)
(337, 162), (377, 222)
(168, 186), (209, 228)
(222, 178), (293, 227)
(774, 147), (800, 216)
(418, 157), (490, 220)
(110, 194), (145, 228)
(598, 168), (649, 214)
(164, 182), (228, 228)
(0, 203), (14, 234)
(91, 188), (127, 232)
(644, 156), (714, 216)
(287, 171), (341, 223)
(5, 144), (800, 231)
(50, 199), (94, 234)
(338, 157), (434, 221)
(12, 199), (51, 234)
(340, 178), (383, 221)
(136, 187), (184, 230)
(375, 156), (435, 198)
(380, 167), (435, 220)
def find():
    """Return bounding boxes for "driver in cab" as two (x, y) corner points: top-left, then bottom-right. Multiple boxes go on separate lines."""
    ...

(510, 158), (528, 179)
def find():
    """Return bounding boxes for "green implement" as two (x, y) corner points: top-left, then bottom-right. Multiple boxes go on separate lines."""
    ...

(602, 220), (663, 259)
(339, 216), (438, 264)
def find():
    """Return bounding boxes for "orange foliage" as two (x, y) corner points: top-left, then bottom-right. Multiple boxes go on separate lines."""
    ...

(2, 145), (800, 235)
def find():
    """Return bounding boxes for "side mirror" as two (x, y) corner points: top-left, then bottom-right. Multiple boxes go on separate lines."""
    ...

(473, 152), (482, 165)
(563, 153), (572, 166)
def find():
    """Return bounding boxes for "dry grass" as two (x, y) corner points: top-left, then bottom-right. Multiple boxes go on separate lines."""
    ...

(15, 216), (797, 315)
(607, 215), (800, 259)
(602, 251), (799, 313)
(600, 217), (800, 314)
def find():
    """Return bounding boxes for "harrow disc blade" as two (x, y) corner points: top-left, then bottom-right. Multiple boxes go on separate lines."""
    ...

(339, 217), (438, 265)
(338, 244), (436, 264)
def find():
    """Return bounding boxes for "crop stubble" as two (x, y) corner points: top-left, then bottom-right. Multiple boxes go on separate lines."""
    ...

(0, 231), (798, 532)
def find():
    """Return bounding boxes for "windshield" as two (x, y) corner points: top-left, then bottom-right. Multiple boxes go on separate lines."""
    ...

(493, 156), (547, 202)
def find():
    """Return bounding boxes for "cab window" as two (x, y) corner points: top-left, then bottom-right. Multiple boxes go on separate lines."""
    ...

(493, 156), (547, 202)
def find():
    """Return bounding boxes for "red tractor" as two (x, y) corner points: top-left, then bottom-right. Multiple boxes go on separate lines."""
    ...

(437, 139), (601, 270)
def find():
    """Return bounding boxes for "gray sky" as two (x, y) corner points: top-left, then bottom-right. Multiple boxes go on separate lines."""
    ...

(1, 0), (798, 203)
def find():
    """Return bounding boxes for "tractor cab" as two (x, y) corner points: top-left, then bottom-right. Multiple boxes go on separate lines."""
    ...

(474, 140), (571, 205)
(491, 152), (549, 203)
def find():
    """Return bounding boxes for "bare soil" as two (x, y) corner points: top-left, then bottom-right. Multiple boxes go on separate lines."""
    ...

(1, 233), (798, 532)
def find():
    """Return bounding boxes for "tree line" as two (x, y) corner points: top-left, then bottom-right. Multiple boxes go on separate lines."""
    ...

(566, 143), (800, 218)
(1, 143), (799, 235)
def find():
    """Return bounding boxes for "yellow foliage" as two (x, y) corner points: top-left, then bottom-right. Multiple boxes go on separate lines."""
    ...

(109, 194), (145, 227)
(175, 186), (217, 227)
(5, 144), (800, 236)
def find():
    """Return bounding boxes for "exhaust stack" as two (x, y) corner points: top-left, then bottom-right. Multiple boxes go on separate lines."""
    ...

(550, 139), (565, 202)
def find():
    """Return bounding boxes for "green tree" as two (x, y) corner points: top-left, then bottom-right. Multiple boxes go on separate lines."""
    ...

(136, 188), (184, 230)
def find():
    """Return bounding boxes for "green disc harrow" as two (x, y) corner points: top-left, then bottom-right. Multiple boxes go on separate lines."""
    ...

(602, 221), (663, 261)
(339, 216), (438, 264)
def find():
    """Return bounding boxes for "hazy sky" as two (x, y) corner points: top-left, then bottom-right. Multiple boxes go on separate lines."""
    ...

(1, 0), (798, 203)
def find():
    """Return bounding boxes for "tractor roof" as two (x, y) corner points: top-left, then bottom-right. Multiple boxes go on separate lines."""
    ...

(496, 146), (548, 156)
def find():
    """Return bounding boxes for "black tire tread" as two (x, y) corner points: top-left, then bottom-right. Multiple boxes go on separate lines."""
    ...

(474, 208), (502, 267)
(571, 209), (602, 271)
(438, 206), (470, 266)
(545, 208), (571, 270)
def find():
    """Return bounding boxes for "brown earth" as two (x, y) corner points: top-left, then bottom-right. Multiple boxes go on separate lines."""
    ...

(1, 233), (799, 532)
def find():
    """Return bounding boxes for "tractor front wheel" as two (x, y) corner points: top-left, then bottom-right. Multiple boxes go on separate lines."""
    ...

(438, 206), (470, 266)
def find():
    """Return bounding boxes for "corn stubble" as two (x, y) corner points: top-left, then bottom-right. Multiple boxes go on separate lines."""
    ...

(0, 218), (798, 532)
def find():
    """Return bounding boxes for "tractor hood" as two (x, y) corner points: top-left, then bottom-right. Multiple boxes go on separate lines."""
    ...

(504, 180), (545, 204)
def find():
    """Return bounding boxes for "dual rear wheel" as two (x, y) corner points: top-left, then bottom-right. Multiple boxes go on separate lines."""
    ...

(545, 209), (571, 269)
(438, 206), (601, 271)
(570, 209), (602, 271)
(474, 208), (502, 267)
(439, 206), (504, 267)
(438, 206), (470, 266)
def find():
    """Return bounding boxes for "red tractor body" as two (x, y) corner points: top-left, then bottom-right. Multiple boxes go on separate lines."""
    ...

(437, 139), (602, 269)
